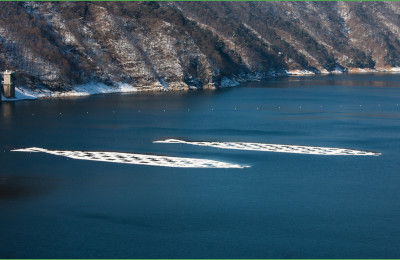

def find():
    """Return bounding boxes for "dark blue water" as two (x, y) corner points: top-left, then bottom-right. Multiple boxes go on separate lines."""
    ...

(1, 74), (400, 258)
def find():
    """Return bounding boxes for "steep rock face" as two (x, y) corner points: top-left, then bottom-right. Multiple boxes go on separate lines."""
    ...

(0, 1), (399, 93)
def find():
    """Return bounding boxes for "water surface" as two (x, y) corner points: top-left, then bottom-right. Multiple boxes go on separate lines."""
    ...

(1, 74), (400, 258)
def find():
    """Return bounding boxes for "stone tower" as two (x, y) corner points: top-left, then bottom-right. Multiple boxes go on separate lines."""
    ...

(2, 70), (16, 98)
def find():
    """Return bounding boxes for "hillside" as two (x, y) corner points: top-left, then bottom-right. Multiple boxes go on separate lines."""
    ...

(1, 1), (400, 95)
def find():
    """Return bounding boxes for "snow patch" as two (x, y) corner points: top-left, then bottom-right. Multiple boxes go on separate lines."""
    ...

(1, 82), (138, 101)
(63, 82), (138, 97)
(286, 70), (316, 76)
(1, 87), (38, 101)
(320, 67), (345, 74)
(348, 68), (377, 73)
(331, 67), (346, 74)
(379, 67), (400, 73)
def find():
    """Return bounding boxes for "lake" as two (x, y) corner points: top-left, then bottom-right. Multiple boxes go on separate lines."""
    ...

(1, 74), (400, 258)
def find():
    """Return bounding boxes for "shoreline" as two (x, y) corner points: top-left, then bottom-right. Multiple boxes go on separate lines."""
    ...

(2, 68), (400, 102)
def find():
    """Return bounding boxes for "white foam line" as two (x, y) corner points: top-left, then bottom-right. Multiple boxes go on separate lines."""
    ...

(11, 147), (248, 169)
(154, 139), (381, 156)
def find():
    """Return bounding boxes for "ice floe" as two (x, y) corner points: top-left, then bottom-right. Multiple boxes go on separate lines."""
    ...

(12, 147), (248, 169)
(154, 139), (381, 156)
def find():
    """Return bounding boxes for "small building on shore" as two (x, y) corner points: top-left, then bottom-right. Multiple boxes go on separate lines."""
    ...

(1, 70), (16, 99)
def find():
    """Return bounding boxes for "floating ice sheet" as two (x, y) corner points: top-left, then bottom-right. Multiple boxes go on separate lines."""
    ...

(154, 139), (381, 156)
(12, 147), (248, 169)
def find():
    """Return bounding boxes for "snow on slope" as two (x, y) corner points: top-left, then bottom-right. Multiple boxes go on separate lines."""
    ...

(1, 82), (137, 101)
(1, 87), (38, 101)
(58, 82), (137, 97)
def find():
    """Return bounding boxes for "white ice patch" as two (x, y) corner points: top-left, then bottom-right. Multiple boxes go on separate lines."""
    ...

(12, 147), (248, 169)
(154, 139), (381, 156)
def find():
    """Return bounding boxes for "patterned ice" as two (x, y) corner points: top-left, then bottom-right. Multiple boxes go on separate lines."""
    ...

(12, 147), (249, 169)
(154, 139), (381, 156)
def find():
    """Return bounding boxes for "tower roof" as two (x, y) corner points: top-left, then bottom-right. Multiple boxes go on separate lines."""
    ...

(4, 70), (15, 74)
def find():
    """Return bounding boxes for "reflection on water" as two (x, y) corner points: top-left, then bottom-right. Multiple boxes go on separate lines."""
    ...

(0, 102), (15, 128)
(0, 176), (55, 200)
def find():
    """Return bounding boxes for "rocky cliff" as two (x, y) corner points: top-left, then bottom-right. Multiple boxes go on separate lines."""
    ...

(0, 1), (400, 95)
